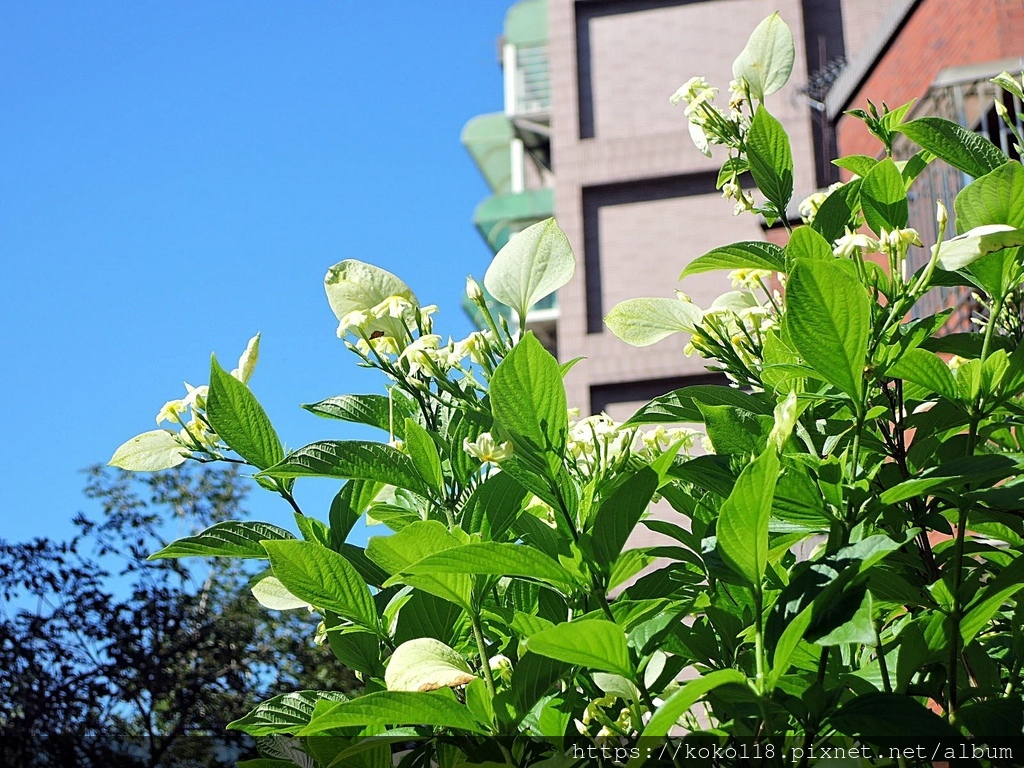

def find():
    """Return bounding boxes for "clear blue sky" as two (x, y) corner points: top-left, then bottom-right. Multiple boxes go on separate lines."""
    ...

(1, 3), (511, 543)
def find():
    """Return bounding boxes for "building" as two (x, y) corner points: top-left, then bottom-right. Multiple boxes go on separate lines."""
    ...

(462, 0), (1021, 419)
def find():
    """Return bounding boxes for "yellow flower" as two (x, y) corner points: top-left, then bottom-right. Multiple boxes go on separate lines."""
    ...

(230, 333), (260, 383)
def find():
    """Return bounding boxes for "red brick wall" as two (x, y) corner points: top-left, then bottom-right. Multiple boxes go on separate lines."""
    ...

(836, 0), (1024, 159)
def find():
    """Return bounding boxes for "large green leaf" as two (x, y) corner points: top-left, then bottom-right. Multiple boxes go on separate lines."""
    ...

(960, 557), (1024, 646)
(461, 471), (529, 541)
(207, 355), (283, 470)
(860, 158), (908, 235)
(786, 259), (869, 400)
(328, 479), (383, 549)
(399, 542), (580, 591)
(590, 468), (659, 573)
(731, 13), (794, 101)
(260, 440), (432, 499)
(490, 332), (567, 472)
(955, 161), (1024, 231)
(525, 619), (632, 677)
(483, 218), (574, 325)
(301, 393), (408, 439)
(887, 348), (958, 400)
(829, 691), (964, 748)
(262, 540), (378, 630)
(716, 448), (780, 585)
(301, 691), (486, 735)
(109, 429), (188, 471)
(898, 117), (1009, 179)
(880, 453), (1022, 504)
(227, 691), (349, 736)
(604, 298), (701, 347)
(680, 241), (786, 277)
(786, 226), (832, 263)
(366, 520), (473, 610)
(746, 105), (793, 218)
(149, 521), (294, 560)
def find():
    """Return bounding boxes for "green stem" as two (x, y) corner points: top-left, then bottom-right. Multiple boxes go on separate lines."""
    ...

(471, 612), (496, 698)
(754, 586), (766, 695)
(876, 619), (893, 694)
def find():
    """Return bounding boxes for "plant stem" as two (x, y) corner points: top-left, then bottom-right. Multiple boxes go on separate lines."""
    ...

(471, 612), (496, 698)
(876, 619), (893, 694)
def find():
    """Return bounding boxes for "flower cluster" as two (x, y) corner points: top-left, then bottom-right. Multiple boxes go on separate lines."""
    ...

(670, 76), (747, 157)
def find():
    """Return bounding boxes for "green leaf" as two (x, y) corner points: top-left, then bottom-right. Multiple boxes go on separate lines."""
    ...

(604, 298), (701, 347)
(634, 669), (748, 745)
(746, 105), (793, 217)
(832, 155), (878, 177)
(324, 259), (417, 342)
(898, 117), (1009, 179)
(960, 556), (1024, 646)
(768, 606), (812, 687)
(490, 332), (568, 472)
(811, 178), (862, 243)
(109, 429), (188, 471)
(366, 520), (473, 610)
(402, 418), (444, 495)
(301, 691), (486, 735)
(260, 440), (432, 499)
(887, 348), (958, 400)
(698, 403), (770, 456)
(384, 638), (476, 692)
(400, 542), (580, 591)
(880, 453), (1022, 504)
(786, 259), (869, 400)
(829, 691), (964, 748)
(680, 241), (786, 277)
(328, 479), (382, 549)
(590, 468), (660, 572)
(149, 521), (294, 560)
(716, 449), (780, 585)
(206, 355), (284, 470)
(936, 225), (1024, 272)
(526, 619), (632, 678)
(786, 226), (832, 263)
(624, 385), (772, 426)
(956, 160), (1024, 227)
(731, 12), (795, 101)
(461, 471), (529, 541)
(860, 158), (908, 235)
(302, 393), (408, 439)
(227, 690), (349, 736)
(262, 540), (377, 630)
(483, 218), (575, 324)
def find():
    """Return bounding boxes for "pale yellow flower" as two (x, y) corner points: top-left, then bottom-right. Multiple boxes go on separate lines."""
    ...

(463, 432), (513, 463)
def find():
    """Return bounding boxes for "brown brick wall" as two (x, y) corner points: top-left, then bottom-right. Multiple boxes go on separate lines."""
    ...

(836, 0), (1023, 158)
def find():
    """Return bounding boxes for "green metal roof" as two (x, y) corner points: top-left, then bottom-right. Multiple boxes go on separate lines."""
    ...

(460, 112), (513, 195)
(505, 0), (547, 46)
(473, 187), (555, 253)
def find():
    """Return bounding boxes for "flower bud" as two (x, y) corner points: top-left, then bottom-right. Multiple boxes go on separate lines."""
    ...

(466, 276), (483, 302)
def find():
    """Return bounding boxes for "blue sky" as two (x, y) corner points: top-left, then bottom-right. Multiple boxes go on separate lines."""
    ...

(1, 3), (511, 544)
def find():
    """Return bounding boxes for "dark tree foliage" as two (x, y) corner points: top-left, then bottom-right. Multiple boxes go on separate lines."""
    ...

(0, 465), (357, 768)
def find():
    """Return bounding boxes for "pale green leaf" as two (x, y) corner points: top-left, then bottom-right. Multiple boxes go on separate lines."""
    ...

(484, 218), (575, 324)
(604, 298), (701, 347)
(732, 13), (795, 101)
(251, 575), (311, 611)
(936, 225), (1024, 272)
(324, 259), (417, 342)
(384, 638), (477, 692)
(109, 430), (188, 472)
